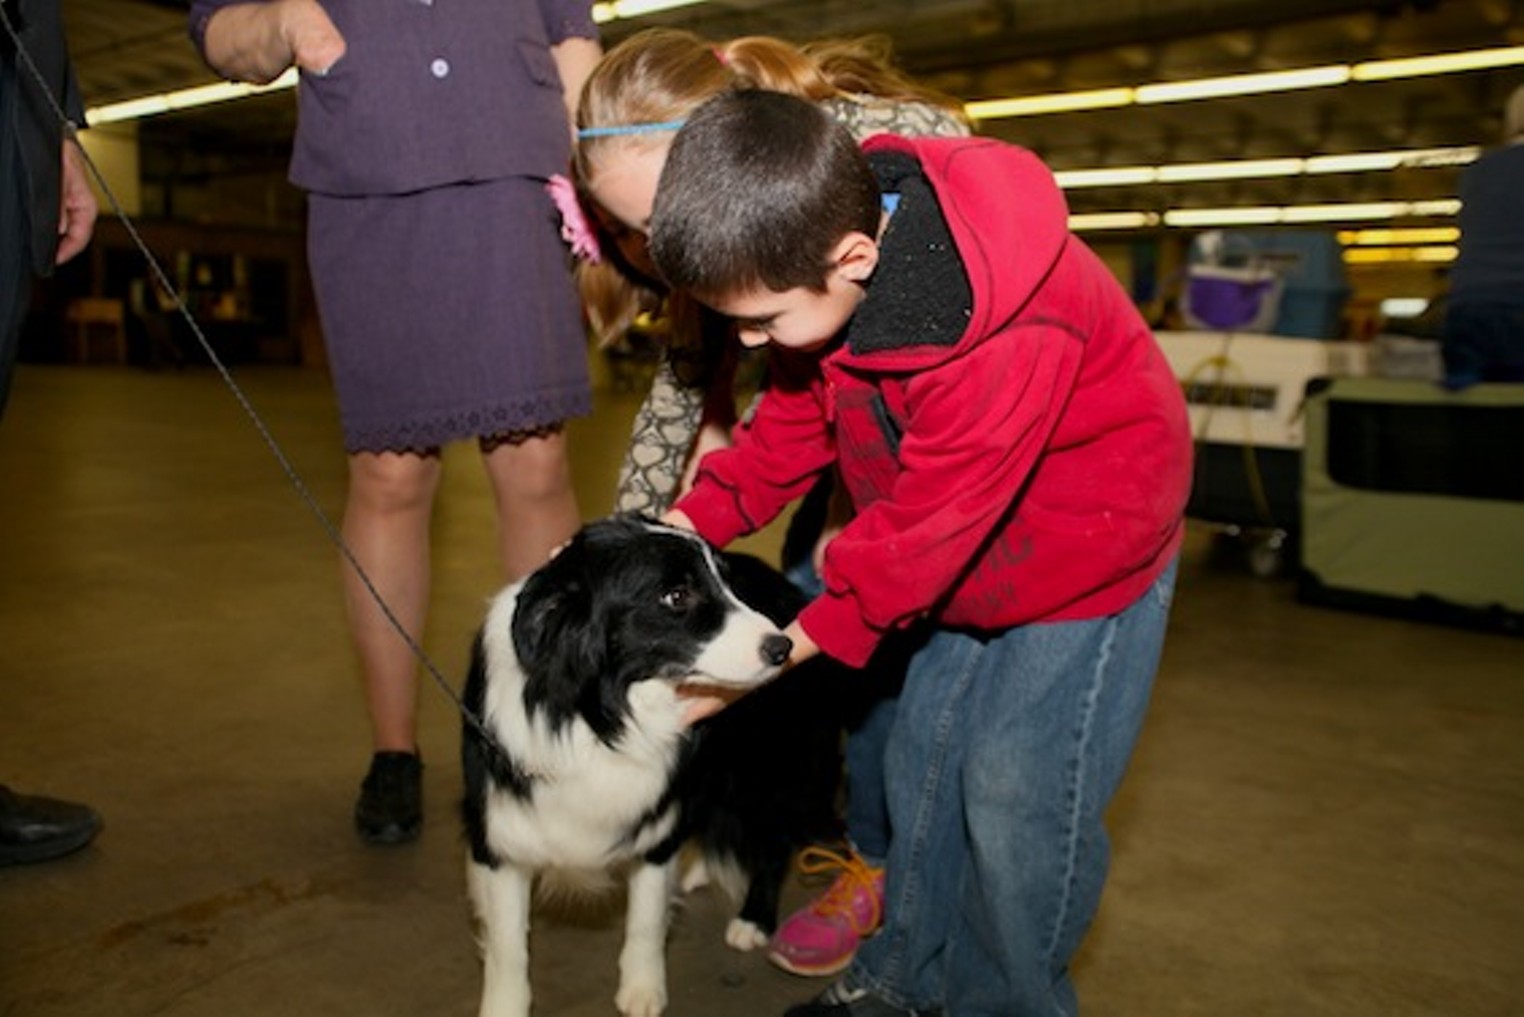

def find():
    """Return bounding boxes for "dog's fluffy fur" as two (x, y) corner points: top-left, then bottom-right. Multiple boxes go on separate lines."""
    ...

(462, 516), (844, 1017)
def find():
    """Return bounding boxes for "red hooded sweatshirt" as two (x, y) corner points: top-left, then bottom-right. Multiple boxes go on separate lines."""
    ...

(674, 136), (1193, 667)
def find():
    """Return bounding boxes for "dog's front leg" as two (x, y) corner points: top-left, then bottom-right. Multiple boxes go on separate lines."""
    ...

(469, 857), (535, 1017)
(615, 859), (675, 1017)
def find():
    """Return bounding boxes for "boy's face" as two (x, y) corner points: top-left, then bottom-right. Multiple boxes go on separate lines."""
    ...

(710, 275), (864, 353)
(705, 232), (880, 352)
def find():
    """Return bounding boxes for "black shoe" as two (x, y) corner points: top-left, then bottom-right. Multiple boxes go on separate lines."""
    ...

(0, 785), (102, 866)
(784, 979), (939, 1017)
(354, 751), (422, 845)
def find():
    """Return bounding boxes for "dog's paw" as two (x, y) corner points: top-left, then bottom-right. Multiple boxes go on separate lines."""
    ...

(723, 917), (769, 952)
(614, 982), (667, 1017)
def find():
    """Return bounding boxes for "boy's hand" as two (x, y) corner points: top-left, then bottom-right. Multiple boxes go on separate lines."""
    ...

(678, 422), (731, 497)
(677, 684), (745, 726)
(783, 620), (819, 667)
(677, 621), (818, 726)
(660, 508), (696, 532)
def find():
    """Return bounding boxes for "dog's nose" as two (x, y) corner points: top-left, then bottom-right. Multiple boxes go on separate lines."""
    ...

(760, 633), (792, 667)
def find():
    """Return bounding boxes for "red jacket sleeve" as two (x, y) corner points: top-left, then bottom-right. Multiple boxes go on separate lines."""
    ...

(675, 351), (836, 546)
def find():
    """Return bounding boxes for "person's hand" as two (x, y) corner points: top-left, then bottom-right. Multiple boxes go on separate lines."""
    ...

(810, 523), (842, 576)
(678, 422), (731, 497)
(202, 0), (346, 83)
(676, 620), (818, 726)
(676, 683), (746, 726)
(279, 0), (346, 76)
(660, 508), (696, 532)
(782, 620), (819, 668)
(814, 474), (853, 573)
(55, 142), (97, 266)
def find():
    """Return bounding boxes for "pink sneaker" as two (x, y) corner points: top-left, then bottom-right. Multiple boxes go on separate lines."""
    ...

(768, 846), (885, 977)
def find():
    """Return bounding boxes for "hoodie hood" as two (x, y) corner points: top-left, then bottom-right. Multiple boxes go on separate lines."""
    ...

(842, 135), (1071, 372)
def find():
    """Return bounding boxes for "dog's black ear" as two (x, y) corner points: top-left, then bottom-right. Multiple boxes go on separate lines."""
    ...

(511, 550), (607, 718)
(512, 564), (587, 667)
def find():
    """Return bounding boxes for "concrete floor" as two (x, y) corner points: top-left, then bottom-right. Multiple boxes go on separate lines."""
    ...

(1, 363), (1520, 1017)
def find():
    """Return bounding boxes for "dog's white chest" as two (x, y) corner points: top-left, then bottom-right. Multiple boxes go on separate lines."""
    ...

(484, 743), (680, 871)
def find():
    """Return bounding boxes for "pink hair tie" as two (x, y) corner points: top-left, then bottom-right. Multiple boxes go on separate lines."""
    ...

(713, 46), (730, 68)
(545, 174), (602, 265)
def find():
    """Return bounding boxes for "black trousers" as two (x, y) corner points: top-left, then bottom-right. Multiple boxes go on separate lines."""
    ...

(1, 132), (34, 420)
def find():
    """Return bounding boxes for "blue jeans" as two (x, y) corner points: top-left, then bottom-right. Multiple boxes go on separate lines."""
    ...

(785, 552), (901, 863)
(841, 681), (897, 862)
(852, 560), (1178, 1016)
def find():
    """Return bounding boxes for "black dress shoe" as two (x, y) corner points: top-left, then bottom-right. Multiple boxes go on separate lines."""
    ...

(0, 785), (102, 866)
(354, 751), (422, 845)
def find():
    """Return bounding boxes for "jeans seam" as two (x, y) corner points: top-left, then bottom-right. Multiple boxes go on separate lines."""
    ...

(872, 635), (978, 1006)
(1045, 614), (1115, 964)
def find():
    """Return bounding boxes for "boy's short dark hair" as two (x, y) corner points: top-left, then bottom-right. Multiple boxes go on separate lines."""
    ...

(650, 89), (882, 297)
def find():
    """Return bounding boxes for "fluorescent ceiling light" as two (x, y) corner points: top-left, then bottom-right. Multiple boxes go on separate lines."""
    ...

(1409, 199), (1464, 217)
(1337, 227), (1460, 245)
(1281, 202), (1426, 223)
(1304, 152), (1409, 174)
(1163, 207), (1284, 227)
(1136, 65), (1349, 103)
(1306, 146), (1480, 173)
(970, 45), (1524, 121)
(1379, 297), (1431, 316)
(592, 0), (706, 22)
(1410, 246), (1459, 262)
(1157, 157), (1304, 182)
(1343, 245), (1458, 264)
(87, 68), (298, 126)
(1066, 197), (1465, 232)
(1052, 166), (1156, 187)
(966, 87), (1133, 119)
(1353, 45), (1524, 81)
(1068, 212), (1160, 230)
(1156, 199), (1460, 229)
(1050, 146), (1475, 190)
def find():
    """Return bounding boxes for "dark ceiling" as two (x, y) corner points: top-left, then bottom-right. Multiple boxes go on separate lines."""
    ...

(56, 0), (1524, 223)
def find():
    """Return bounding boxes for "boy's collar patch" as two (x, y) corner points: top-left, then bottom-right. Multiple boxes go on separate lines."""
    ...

(844, 153), (973, 357)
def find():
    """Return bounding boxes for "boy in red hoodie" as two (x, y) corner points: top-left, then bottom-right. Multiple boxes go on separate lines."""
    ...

(652, 90), (1192, 1017)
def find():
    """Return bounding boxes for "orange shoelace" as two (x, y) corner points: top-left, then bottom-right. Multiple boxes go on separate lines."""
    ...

(796, 845), (884, 934)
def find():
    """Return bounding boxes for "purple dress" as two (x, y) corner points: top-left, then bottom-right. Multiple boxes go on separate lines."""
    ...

(190, 0), (596, 451)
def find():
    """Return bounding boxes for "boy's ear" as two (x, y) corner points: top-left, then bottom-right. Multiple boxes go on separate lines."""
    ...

(831, 231), (879, 284)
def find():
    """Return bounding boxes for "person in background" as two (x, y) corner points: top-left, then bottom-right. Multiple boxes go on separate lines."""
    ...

(189, 0), (601, 845)
(1, 0), (104, 865)
(1442, 83), (1524, 388)
(568, 27), (968, 979)
(651, 89), (1191, 1017)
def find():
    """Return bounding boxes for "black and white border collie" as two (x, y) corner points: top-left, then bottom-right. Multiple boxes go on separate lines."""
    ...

(462, 516), (844, 1017)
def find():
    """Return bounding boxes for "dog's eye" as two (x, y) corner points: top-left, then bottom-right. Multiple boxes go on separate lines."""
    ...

(660, 586), (692, 611)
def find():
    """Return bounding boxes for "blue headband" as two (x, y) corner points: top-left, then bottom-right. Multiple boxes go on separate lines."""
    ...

(577, 120), (686, 140)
